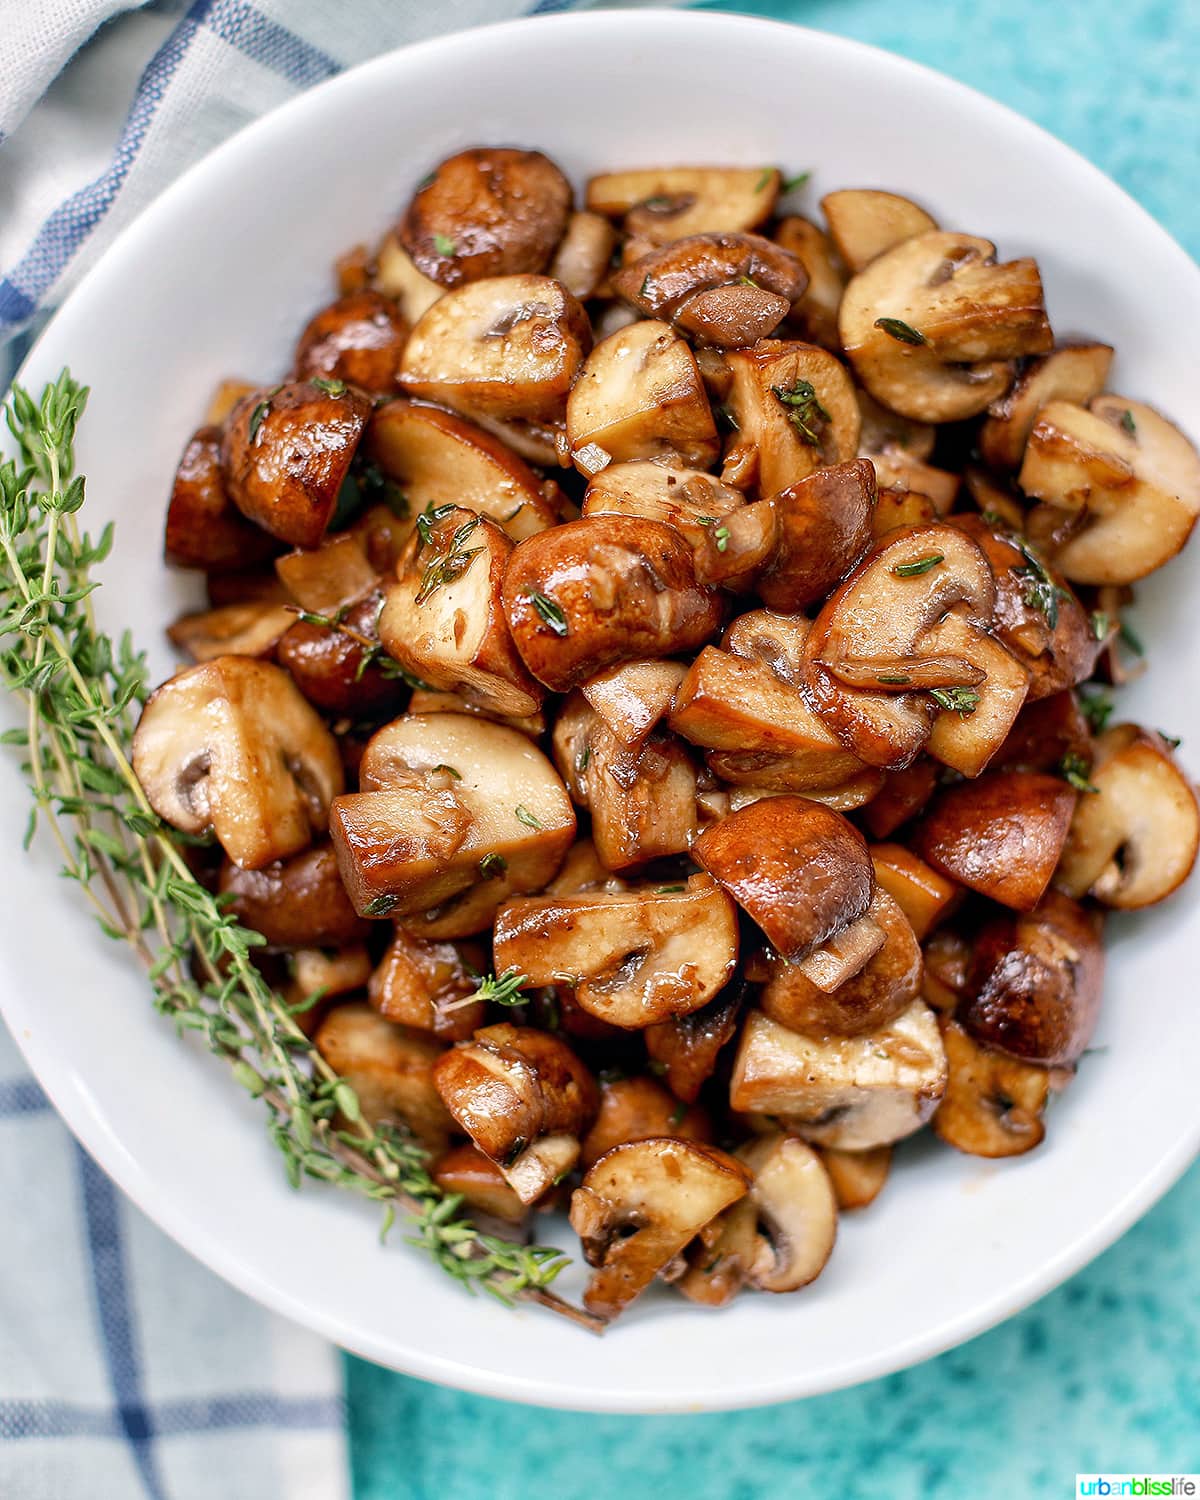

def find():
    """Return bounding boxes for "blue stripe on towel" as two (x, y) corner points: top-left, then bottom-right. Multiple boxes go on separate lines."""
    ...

(201, 0), (338, 87)
(0, 1392), (343, 1441)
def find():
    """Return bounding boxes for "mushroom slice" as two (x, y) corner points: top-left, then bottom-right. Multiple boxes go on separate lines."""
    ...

(721, 340), (861, 494)
(960, 890), (1104, 1067)
(294, 290), (409, 396)
(492, 874), (738, 1029)
(287, 944), (372, 1010)
(581, 1076), (711, 1169)
(676, 1196), (759, 1307)
(432, 1022), (597, 1187)
(644, 985), (744, 1103)
(870, 842), (961, 940)
(980, 341), (1114, 470)
(1018, 397), (1200, 584)
(580, 659), (689, 755)
(818, 1146), (892, 1211)
(758, 887), (922, 1037)
(994, 691), (1094, 776)
(433, 1143), (527, 1226)
(569, 1139), (752, 1319)
(553, 696), (698, 871)
(368, 927), (485, 1042)
(166, 601), (294, 663)
(164, 426), (280, 572)
(221, 380), (371, 548)
(398, 275), (590, 422)
(378, 505), (543, 718)
(871, 485), (939, 539)
(670, 646), (866, 790)
(730, 1003), (948, 1150)
(715, 762), (885, 810)
(736, 1132), (838, 1293)
(399, 148), (572, 287)
(406, 687), (545, 741)
(132, 656), (343, 869)
(821, 189), (938, 273)
(800, 523), (997, 769)
(218, 842), (369, 949)
(856, 386), (936, 462)
(912, 770), (1077, 912)
(774, 216), (846, 350)
(366, 399), (558, 540)
(275, 588), (405, 718)
(612, 233), (806, 347)
(693, 795), (874, 960)
(502, 1134), (582, 1206)
(275, 532), (380, 617)
(933, 1019), (1050, 1158)
(332, 712), (574, 919)
(550, 210), (617, 300)
(503, 515), (721, 692)
(839, 231), (1052, 423)
(582, 461), (744, 551)
(1056, 724), (1200, 908)
(374, 233), (445, 323)
(861, 759), (939, 839)
(565, 319), (720, 473)
(313, 1003), (454, 1151)
(922, 608), (1030, 777)
(949, 514), (1102, 703)
(586, 166), (780, 244)
(205, 378), (258, 427)
(922, 926), (973, 1015)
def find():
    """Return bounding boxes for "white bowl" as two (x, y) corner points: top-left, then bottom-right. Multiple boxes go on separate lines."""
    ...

(5, 9), (1199, 1413)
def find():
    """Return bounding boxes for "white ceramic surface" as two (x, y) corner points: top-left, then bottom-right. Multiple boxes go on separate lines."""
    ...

(4, 9), (1200, 1413)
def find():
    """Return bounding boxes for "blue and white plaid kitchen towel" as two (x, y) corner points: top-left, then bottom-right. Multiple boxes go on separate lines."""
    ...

(0, 2), (612, 1496)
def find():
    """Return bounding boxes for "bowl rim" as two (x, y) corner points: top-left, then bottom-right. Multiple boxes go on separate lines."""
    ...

(6, 5), (1200, 1412)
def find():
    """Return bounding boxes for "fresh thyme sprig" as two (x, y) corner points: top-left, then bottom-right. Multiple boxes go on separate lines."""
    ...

(0, 371), (599, 1332)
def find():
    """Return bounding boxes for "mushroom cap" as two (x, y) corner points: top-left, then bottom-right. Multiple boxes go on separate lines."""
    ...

(132, 655), (343, 870)
(582, 459), (744, 552)
(1055, 724), (1200, 908)
(933, 1019), (1050, 1158)
(586, 166), (780, 244)
(218, 842), (369, 949)
(580, 1076), (712, 1169)
(980, 340), (1113, 471)
(293, 289), (409, 396)
(693, 795), (874, 960)
(737, 1132), (838, 1293)
(821, 188), (937, 274)
(164, 425), (280, 571)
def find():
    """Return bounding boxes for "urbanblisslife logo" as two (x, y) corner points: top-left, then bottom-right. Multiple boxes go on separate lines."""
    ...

(1077, 1479), (1198, 1497)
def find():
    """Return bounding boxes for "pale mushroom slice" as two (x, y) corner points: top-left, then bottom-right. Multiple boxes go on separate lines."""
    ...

(582, 460), (745, 551)
(405, 688), (545, 741)
(839, 231), (1052, 422)
(800, 523), (999, 769)
(569, 1138), (752, 1319)
(313, 1003), (454, 1152)
(693, 795), (875, 961)
(553, 694), (698, 871)
(921, 608), (1030, 777)
(730, 1003), (948, 1150)
(550, 210), (618, 301)
(330, 712), (575, 921)
(612, 233), (806, 347)
(773, 216), (845, 350)
(286, 944), (372, 1013)
(166, 601), (295, 663)
(581, 1076), (711, 1169)
(960, 890), (1104, 1067)
(1018, 396), (1200, 584)
(492, 873), (738, 1029)
(374, 233), (445, 324)
(933, 1019), (1051, 1158)
(979, 341), (1114, 470)
(565, 319), (720, 474)
(366, 400), (557, 540)
(433, 1022), (598, 1203)
(580, 658), (689, 755)
(377, 505), (544, 718)
(399, 148), (572, 287)
(721, 339), (861, 495)
(275, 532), (380, 616)
(586, 166), (780, 244)
(1056, 724), (1200, 908)
(735, 1132), (838, 1293)
(132, 656), (343, 870)
(503, 514), (721, 693)
(821, 189), (938, 273)
(818, 1146), (892, 1210)
(398, 274), (591, 422)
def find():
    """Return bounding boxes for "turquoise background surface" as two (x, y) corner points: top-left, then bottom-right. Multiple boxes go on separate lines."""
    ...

(349, 3), (1200, 1495)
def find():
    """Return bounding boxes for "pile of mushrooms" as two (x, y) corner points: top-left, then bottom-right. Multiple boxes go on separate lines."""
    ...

(137, 152), (1200, 1323)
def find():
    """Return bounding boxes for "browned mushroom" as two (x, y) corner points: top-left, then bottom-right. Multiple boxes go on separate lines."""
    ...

(166, 600), (294, 663)
(933, 1019), (1051, 1158)
(221, 380), (371, 548)
(569, 1138), (751, 1317)
(1056, 724), (1200, 908)
(581, 1076), (711, 1168)
(644, 985), (744, 1103)
(818, 1145), (892, 1210)
(275, 589), (406, 718)
(132, 656), (343, 869)
(579, 658), (688, 755)
(502, 514), (722, 692)
(773, 215), (845, 349)
(821, 189), (938, 273)
(367, 927), (486, 1042)
(164, 426), (281, 572)
(693, 795), (874, 960)
(550, 210), (617, 300)
(586, 166), (780, 244)
(432, 1142), (528, 1226)
(979, 340), (1114, 470)
(399, 148), (572, 287)
(861, 759), (939, 838)
(582, 460), (744, 551)
(869, 842), (961, 940)
(275, 532), (381, 617)
(912, 770), (1077, 911)
(218, 842), (370, 948)
(293, 290), (409, 395)
(958, 889), (1104, 1067)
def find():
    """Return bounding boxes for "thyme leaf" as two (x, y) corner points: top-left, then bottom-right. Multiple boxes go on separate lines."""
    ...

(771, 379), (830, 446)
(873, 317), (927, 346)
(892, 553), (944, 578)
